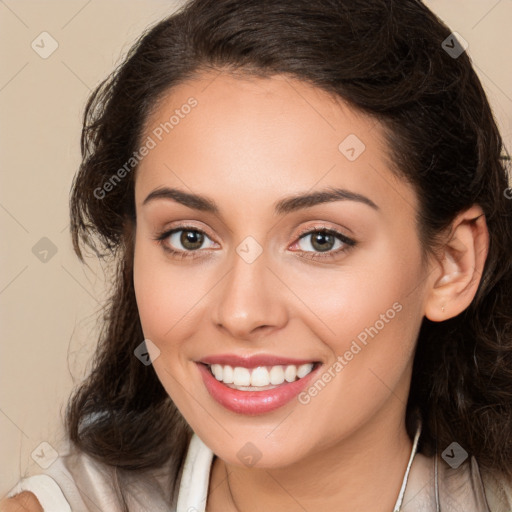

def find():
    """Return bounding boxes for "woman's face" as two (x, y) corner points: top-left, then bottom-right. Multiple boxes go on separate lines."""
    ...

(133, 71), (433, 468)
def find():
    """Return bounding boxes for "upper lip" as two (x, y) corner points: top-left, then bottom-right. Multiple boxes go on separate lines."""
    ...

(198, 354), (319, 368)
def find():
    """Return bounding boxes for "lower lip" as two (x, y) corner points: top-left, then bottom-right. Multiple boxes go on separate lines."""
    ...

(197, 363), (320, 415)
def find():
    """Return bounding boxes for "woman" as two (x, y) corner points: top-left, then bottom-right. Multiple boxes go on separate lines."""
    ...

(3, 0), (512, 510)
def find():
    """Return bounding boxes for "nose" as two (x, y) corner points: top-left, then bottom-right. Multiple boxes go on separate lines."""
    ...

(212, 248), (288, 341)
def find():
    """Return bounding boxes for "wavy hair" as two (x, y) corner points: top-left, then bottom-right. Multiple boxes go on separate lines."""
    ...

(66, 0), (512, 507)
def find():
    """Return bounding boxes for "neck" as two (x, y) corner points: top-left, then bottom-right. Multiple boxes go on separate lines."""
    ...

(208, 402), (415, 512)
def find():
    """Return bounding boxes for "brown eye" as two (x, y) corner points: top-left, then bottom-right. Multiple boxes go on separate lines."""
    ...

(297, 229), (353, 254)
(309, 232), (336, 252)
(179, 230), (205, 250)
(290, 227), (357, 261)
(156, 227), (217, 254)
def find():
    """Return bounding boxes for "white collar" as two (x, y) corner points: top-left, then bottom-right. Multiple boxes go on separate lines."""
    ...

(176, 421), (422, 512)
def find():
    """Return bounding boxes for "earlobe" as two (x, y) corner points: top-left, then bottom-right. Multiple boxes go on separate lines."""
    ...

(424, 205), (489, 322)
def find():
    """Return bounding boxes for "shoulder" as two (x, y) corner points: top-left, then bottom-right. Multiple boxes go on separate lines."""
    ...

(403, 451), (511, 512)
(434, 453), (512, 512)
(4, 474), (71, 512)
(4, 440), (181, 511)
(0, 491), (43, 512)
(481, 468), (512, 512)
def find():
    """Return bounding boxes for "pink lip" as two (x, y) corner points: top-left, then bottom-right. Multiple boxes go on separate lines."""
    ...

(197, 361), (321, 415)
(199, 353), (317, 368)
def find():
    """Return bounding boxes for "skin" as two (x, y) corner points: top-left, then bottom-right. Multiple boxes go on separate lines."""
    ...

(0, 492), (44, 511)
(131, 71), (488, 511)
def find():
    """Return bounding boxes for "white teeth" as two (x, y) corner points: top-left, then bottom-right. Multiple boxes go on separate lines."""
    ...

(297, 363), (314, 378)
(208, 362), (315, 389)
(269, 365), (285, 385)
(284, 365), (297, 382)
(211, 364), (223, 381)
(250, 367), (269, 386)
(222, 365), (234, 384)
(233, 367), (251, 386)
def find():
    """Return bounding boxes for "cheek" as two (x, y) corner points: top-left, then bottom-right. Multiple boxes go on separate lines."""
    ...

(132, 238), (213, 354)
(290, 273), (423, 449)
(288, 240), (424, 347)
(133, 235), (178, 344)
(289, 245), (425, 402)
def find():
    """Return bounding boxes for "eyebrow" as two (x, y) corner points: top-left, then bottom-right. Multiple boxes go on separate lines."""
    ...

(142, 186), (379, 214)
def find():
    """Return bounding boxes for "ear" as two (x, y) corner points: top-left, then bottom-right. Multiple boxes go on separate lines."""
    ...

(424, 205), (489, 322)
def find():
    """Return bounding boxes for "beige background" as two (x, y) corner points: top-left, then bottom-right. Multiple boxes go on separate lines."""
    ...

(1, 0), (511, 496)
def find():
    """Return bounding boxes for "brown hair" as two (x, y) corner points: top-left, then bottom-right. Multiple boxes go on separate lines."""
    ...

(66, 0), (512, 507)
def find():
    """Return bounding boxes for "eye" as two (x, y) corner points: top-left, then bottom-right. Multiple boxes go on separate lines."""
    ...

(291, 227), (356, 260)
(153, 224), (356, 261)
(154, 226), (217, 258)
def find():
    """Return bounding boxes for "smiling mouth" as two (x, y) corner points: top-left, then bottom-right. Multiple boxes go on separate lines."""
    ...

(203, 362), (320, 391)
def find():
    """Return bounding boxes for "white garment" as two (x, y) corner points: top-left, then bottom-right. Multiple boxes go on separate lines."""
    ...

(6, 421), (511, 511)
(6, 426), (418, 511)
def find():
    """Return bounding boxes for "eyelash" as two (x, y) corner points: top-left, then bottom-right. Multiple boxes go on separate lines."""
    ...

(153, 224), (356, 261)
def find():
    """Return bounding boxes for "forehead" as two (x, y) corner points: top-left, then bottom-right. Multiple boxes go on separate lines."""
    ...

(134, 71), (415, 216)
